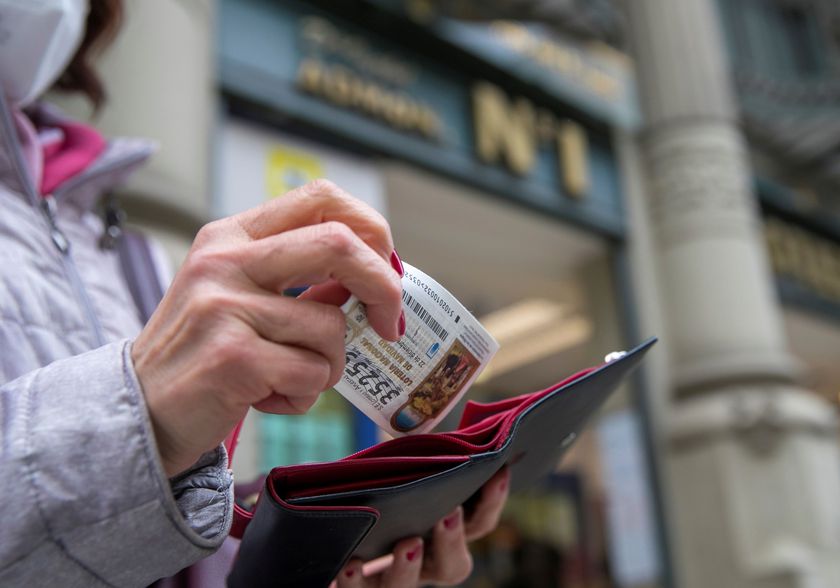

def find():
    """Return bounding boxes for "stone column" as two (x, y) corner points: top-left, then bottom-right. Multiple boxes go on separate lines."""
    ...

(626, 1), (840, 587)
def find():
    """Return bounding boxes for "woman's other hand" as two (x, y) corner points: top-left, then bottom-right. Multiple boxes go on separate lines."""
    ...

(132, 180), (404, 477)
(335, 467), (511, 587)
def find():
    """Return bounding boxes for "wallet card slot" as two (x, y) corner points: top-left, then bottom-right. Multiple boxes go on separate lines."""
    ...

(345, 432), (482, 459)
(272, 455), (470, 499)
(437, 413), (508, 448)
(286, 457), (481, 507)
(286, 471), (437, 499)
(458, 395), (529, 428)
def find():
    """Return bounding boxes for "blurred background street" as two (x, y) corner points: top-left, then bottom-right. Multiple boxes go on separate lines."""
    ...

(50, 1), (840, 586)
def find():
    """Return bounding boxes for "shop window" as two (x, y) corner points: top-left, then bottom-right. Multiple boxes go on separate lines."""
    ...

(777, 4), (822, 76)
(259, 393), (354, 470)
(717, 0), (827, 79)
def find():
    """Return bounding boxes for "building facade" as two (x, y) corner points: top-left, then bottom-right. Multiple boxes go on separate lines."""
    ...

(627, 1), (840, 586)
(50, 0), (840, 586)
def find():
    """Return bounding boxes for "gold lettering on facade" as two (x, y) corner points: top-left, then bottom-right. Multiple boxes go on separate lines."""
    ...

(557, 120), (589, 198)
(473, 82), (536, 175)
(418, 110), (440, 138)
(295, 58), (442, 140)
(301, 16), (417, 86)
(491, 21), (530, 52)
(490, 21), (623, 102)
(296, 58), (323, 93)
(764, 217), (840, 302)
(473, 82), (590, 195)
(323, 65), (353, 104)
(764, 220), (789, 273)
(355, 82), (383, 113)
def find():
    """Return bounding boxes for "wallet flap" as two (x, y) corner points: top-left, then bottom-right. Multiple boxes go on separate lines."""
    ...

(289, 456), (501, 560)
(458, 366), (594, 429)
(228, 484), (379, 588)
(500, 338), (656, 489)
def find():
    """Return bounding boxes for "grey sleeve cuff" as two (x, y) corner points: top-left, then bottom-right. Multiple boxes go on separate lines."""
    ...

(168, 445), (234, 542)
(1, 340), (233, 587)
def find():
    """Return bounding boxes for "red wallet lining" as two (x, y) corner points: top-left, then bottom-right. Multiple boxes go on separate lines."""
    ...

(268, 367), (597, 500)
(345, 434), (481, 459)
(284, 472), (440, 499)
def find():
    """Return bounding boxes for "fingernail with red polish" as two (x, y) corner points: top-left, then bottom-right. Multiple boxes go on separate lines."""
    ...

(406, 544), (422, 562)
(398, 311), (406, 337)
(444, 510), (461, 530)
(390, 250), (405, 277)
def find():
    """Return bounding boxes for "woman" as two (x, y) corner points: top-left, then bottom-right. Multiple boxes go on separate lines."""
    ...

(0, 0), (508, 586)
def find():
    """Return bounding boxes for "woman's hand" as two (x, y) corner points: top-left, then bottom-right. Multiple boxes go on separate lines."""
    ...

(334, 468), (511, 587)
(132, 180), (404, 477)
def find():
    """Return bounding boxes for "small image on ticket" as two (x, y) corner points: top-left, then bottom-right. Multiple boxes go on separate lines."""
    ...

(335, 262), (499, 436)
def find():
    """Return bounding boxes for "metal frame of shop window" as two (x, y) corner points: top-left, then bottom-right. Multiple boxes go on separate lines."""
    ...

(612, 245), (677, 588)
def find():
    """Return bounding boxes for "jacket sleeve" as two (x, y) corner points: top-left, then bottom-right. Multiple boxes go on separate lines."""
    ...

(0, 339), (233, 587)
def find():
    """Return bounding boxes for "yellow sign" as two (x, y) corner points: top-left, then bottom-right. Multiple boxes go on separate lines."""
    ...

(265, 146), (324, 199)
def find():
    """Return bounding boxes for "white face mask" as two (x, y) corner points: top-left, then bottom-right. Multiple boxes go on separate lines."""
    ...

(0, 0), (90, 107)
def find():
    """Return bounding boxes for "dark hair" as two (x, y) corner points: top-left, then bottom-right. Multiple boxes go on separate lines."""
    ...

(53, 0), (124, 110)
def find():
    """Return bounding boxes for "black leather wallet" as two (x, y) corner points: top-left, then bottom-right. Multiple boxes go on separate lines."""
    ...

(227, 338), (656, 587)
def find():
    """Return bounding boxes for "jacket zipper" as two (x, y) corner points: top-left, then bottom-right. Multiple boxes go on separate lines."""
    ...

(41, 151), (153, 349)
(39, 148), (151, 347)
(40, 193), (107, 347)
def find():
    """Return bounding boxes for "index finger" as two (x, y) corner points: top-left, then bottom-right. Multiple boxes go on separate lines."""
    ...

(237, 221), (403, 340)
(234, 179), (395, 260)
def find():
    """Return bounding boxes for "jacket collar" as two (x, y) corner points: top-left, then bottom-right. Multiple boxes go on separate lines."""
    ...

(0, 91), (155, 212)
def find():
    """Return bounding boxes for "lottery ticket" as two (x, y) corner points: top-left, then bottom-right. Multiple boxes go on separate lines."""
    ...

(335, 262), (499, 436)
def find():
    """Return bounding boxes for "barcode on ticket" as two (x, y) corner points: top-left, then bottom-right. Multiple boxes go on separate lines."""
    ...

(402, 291), (450, 342)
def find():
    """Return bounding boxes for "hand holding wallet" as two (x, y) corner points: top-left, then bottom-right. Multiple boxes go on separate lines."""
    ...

(226, 338), (656, 588)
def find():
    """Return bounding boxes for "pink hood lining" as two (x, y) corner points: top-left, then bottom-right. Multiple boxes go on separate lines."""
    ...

(13, 106), (107, 197)
(40, 119), (106, 195)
